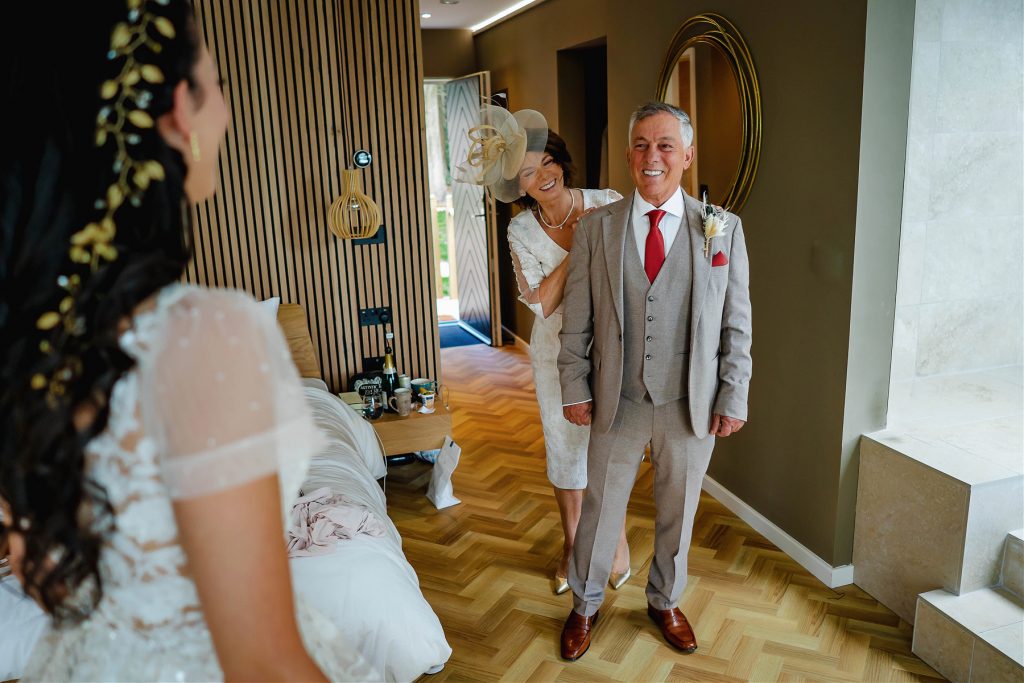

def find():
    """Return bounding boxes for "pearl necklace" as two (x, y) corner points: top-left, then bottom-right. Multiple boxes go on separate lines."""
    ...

(536, 189), (576, 230)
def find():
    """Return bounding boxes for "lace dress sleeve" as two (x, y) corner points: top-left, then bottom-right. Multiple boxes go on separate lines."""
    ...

(137, 290), (323, 500)
(604, 188), (624, 204)
(508, 218), (547, 318)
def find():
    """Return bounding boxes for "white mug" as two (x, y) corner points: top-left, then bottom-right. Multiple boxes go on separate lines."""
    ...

(389, 387), (412, 417)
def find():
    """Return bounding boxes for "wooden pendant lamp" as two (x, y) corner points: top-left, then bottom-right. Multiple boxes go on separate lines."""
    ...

(328, 166), (382, 240)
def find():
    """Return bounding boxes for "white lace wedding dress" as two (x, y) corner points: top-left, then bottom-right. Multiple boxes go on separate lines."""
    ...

(23, 284), (380, 682)
(507, 188), (622, 489)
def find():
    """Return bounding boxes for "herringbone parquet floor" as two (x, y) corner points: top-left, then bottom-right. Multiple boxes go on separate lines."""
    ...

(386, 344), (943, 683)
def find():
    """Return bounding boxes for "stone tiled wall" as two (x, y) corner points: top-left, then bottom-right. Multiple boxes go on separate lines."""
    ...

(890, 0), (1023, 409)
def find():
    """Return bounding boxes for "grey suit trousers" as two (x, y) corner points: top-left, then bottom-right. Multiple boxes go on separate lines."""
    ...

(569, 395), (714, 616)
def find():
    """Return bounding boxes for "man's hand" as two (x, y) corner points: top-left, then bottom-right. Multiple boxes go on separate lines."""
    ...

(710, 414), (745, 438)
(563, 401), (593, 426)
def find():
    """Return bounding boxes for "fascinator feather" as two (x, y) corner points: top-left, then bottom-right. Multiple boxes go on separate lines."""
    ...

(454, 106), (548, 203)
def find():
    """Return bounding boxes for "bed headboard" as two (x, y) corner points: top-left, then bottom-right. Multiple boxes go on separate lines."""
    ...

(276, 303), (321, 379)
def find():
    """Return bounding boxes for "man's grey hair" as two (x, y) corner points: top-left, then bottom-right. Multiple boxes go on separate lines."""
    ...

(628, 101), (693, 148)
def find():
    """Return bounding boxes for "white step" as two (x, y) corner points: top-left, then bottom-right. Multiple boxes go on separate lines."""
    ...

(853, 432), (1024, 622)
(1001, 529), (1024, 599)
(914, 587), (1023, 683)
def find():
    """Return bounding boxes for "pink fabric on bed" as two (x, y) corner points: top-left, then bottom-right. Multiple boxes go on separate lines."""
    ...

(287, 487), (386, 557)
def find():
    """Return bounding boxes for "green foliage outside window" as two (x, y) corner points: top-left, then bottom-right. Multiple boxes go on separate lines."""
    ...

(437, 209), (450, 297)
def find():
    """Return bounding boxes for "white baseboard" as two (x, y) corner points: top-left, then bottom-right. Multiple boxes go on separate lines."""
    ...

(702, 475), (855, 589)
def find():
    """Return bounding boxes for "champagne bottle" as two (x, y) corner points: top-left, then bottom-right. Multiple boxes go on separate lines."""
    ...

(382, 330), (398, 408)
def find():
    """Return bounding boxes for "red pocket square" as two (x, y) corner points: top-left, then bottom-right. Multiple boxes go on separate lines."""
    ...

(712, 251), (729, 267)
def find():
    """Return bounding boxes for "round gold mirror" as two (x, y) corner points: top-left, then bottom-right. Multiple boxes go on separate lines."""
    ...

(655, 13), (761, 212)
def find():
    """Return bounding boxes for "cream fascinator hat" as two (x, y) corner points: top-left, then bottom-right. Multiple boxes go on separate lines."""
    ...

(455, 106), (548, 203)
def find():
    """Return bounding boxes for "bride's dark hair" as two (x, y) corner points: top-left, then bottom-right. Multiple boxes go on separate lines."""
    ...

(0, 0), (201, 621)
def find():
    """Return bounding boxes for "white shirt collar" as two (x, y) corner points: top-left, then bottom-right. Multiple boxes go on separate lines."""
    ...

(633, 187), (684, 219)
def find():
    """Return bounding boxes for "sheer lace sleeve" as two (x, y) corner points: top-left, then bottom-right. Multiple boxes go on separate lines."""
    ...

(508, 219), (546, 317)
(603, 188), (624, 205)
(136, 289), (323, 500)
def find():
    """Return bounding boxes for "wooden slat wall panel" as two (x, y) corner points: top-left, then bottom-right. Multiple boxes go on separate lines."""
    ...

(187, 0), (439, 391)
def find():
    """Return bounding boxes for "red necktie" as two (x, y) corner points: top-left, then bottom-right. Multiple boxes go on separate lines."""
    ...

(644, 209), (667, 283)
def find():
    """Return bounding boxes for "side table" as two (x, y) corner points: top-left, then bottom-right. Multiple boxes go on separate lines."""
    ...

(369, 402), (453, 457)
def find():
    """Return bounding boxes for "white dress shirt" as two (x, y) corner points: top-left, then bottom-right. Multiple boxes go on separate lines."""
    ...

(631, 188), (685, 265)
(562, 188), (688, 408)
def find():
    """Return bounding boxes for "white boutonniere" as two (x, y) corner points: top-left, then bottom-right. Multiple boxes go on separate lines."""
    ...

(701, 193), (729, 258)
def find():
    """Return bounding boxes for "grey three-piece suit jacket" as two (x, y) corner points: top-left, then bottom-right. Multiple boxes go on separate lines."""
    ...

(557, 191), (752, 437)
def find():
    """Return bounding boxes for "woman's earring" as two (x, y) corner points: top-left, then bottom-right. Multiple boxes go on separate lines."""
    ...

(189, 132), (201, 162)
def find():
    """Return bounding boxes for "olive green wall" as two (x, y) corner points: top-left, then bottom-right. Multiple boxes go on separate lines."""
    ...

(422, 28), (475, 79)
(473, 0), (914, 566)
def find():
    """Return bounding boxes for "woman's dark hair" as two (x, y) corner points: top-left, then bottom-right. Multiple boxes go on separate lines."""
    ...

(0, 1), (202, 622)
(514, 130), (577, 210)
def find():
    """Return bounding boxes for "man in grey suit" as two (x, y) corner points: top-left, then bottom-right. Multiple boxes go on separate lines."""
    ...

(557, 101), (752, 660)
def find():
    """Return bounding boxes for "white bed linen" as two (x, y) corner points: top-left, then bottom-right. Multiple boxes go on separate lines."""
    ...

(292, 381), (451, 682)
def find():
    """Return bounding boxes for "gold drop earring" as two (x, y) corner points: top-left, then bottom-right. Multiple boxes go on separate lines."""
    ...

(189, 132), (201, 162)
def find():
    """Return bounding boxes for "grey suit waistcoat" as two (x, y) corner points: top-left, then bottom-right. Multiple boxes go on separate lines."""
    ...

(620, 219), (692, 405)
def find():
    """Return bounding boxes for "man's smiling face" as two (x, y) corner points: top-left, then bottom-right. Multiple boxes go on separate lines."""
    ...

(627, 111), (694, 206)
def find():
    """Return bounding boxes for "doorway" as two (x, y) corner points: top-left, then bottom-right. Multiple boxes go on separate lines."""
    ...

(557, 40), (609, 188)
(423, 74), (502, 349)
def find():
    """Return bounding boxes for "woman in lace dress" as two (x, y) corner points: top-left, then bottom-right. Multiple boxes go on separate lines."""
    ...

(0, 2), (376, 680)
(507, 132), (633, 595)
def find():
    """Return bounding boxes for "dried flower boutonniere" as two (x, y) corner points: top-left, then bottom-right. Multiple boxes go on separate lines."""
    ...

(700, 193), (729, 258)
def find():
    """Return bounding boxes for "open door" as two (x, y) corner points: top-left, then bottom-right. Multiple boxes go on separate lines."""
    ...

(445, 72), (502, 345)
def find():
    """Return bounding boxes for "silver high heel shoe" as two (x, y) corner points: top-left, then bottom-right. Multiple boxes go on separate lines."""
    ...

(609, 567), (631, 590)
(553, 572), (570, 595)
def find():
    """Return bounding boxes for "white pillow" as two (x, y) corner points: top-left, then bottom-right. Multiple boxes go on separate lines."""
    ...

(303, 384), (387, 481)
(291, 537), (451, 682)
(257, 296), (281, 319)
(301, 377), (330, 393)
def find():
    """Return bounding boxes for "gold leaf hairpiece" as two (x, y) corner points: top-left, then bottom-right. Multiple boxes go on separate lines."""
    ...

(32, 0), (174, 405)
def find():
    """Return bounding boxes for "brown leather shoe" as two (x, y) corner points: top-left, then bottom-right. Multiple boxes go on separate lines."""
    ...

(560, 609), (599, 661)
(647, 605), (697, 653)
